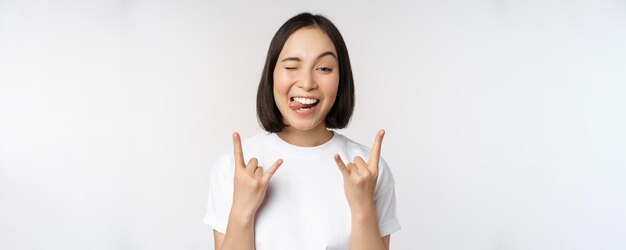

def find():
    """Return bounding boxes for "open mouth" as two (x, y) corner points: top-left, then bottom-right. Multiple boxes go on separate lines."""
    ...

(289, 97), (320, 110)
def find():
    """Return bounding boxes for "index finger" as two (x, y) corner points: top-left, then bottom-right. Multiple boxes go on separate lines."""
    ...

(232, 132), (245, 168)
(368, 129), (385, 168)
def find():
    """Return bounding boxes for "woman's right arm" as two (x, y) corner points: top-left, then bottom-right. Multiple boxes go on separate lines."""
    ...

(214, 132), (283, 250)
(213, 230), (225, 249)
(214, 210), (255, 249)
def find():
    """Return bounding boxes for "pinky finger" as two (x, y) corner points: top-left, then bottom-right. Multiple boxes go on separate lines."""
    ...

(263, 159), (283, 181)
(334, 154), (349, 176)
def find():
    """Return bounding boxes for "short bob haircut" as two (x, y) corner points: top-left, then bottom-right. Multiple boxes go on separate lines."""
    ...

(256, 12), (355, 133)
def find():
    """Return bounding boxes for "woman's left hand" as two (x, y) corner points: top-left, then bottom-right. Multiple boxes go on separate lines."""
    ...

(334, 129), (385, 213)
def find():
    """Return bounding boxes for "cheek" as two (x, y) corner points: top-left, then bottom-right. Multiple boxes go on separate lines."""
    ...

(273, 71), (290, 95)
(321, 75), (340, 100)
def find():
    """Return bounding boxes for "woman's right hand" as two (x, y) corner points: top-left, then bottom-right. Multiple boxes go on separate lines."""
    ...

(229, 132), (283, 221)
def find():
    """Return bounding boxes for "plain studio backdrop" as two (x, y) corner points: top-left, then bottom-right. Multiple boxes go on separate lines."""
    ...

(1, 0), (625, 249)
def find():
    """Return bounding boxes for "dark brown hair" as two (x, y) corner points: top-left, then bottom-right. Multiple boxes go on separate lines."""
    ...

(256, 12), (355, 133)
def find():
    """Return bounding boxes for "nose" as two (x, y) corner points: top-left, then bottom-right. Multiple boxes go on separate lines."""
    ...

(296, 69), (317, 91)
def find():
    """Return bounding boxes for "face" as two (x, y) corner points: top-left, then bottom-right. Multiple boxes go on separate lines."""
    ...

(273, 27), (340, 132)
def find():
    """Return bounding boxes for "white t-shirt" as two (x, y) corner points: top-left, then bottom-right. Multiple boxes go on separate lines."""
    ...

(203, 131), (400, 249)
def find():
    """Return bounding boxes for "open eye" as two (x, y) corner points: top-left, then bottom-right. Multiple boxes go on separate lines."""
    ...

(317, 67), (333, 72)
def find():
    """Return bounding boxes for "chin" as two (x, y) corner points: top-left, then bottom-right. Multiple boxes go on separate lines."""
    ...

(288, 124), (317, 132)
(286, 120), (323, 132)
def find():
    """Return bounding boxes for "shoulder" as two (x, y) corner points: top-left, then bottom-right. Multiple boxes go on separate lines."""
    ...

(215, 131), (269, 157)
(330, 132), (363, 155)
(210, 132), (270, 176)
(241, 131), (271, 152)
(208, 146), (233, 181)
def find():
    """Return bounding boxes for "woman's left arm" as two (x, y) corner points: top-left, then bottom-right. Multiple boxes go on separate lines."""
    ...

(334, 129), (391, 250)
(349, 203), (391, 249)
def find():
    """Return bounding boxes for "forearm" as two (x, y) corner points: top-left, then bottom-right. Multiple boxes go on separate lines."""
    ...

(220, 212), (255, 250)
(350, 204), (386, 250)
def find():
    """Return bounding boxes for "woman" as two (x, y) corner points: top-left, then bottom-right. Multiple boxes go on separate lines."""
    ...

(204, 12), (400, 249)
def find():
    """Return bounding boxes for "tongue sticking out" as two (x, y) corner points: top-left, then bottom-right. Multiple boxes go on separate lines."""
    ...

(289, 101), (317, 110)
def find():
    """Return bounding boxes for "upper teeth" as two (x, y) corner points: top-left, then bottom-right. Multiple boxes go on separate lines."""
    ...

(293, 97), (319, 105)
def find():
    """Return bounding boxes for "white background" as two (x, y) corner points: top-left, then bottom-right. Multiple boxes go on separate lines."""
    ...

(1, 0), (625, 249)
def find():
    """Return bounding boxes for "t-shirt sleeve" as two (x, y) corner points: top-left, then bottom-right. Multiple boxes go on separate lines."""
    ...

(374, 157), (401, 236)
(202, 152), (234, 234)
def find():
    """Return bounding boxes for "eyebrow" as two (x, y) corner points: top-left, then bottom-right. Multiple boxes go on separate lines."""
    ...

(280, 51), (337, 62)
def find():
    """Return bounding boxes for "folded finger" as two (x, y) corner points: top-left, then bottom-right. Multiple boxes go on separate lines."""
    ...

(354, 156), (367, 167)
(246, 157), (258, 173)
(347, 162), (358, 174)
(255, 166), (264, 178)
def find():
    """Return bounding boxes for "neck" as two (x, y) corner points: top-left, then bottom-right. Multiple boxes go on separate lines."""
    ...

(277, 124), (334, 147)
